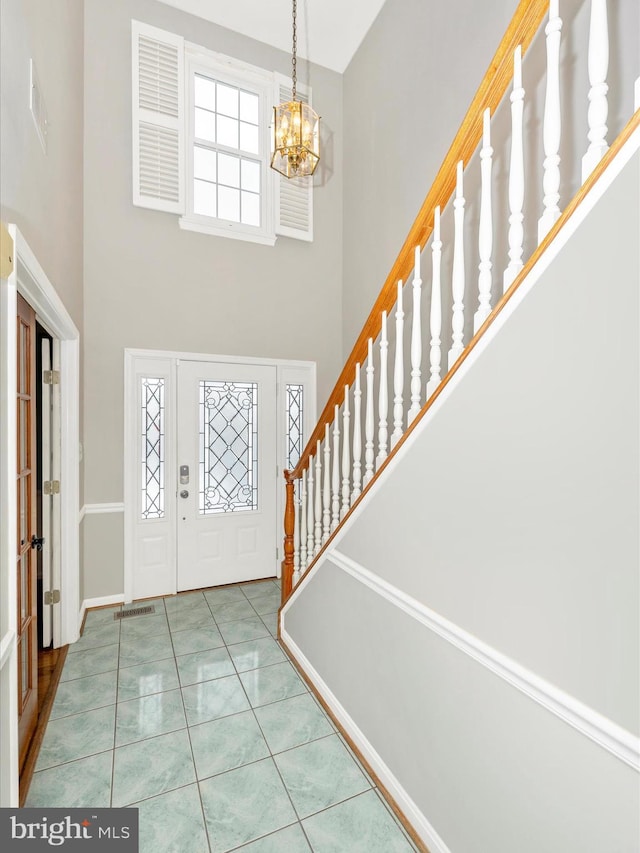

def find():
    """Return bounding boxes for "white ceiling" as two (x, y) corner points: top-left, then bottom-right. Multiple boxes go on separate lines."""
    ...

(156, 0), (387, 73)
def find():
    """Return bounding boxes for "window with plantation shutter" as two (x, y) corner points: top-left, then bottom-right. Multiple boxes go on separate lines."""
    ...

(132, 21), (185, 214)
(130, 24), (313, 245)
(273, 73), (314, 242)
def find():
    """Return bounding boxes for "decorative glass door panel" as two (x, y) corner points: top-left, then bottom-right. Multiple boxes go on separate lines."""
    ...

(199, 380), (258, 514)
(177, 362), (277, 591)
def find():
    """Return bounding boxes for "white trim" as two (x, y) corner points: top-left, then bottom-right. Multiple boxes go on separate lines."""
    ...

(0, 631), (15, 672)
(79, 505), (86, 523)
(11, 227), (81, 650)
(281, 627), (452, 853)
(0, 226), (80, 806)
(125, 347), (316, 371)
(179, 216), (277, 245)
(324, 550), (640, 771)
(82, 502), (125, 515)
(0, 234), (18, 807)
(124, 349), (316, 600)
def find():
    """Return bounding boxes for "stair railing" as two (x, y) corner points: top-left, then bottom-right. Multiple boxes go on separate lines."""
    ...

(281, 0), (639, 605)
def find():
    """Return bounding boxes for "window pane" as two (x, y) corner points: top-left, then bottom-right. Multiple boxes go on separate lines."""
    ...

(239, 122), (259, 154)
(218, 186), (240, 222)
(19, 400), (28, 471)
(241, 191), (260, 227)
(195, 108), (216, 142)
(217, 115), (238, 149)
(240, 159), (260, 193)
(199, 381), (258, 514)
(20, 553), (29, 621)
(195, 74), (216, 109)
(141, 377), (165, 520)
(194, 146), (217, 182)
(194, 180), (217, 217)
(286, 384), (304, 469)
(218, 153), (240, 188)
(217, 83), (239, 118)
(19, 478), (28, 549)
(240, 91), (259, 124)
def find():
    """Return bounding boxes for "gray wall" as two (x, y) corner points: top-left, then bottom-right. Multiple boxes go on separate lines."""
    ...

(341, 0), (519, 352)
(82, 0), (344, 599)
(284, 147), (640, 851)
(0, 0), (84, 330)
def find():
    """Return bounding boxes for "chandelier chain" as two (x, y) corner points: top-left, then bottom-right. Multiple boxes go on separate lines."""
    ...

(291, 0), (297, 101)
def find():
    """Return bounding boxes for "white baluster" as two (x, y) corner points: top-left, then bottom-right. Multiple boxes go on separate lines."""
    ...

(426, 207), (443, 400)
(363, 340), (375, 487)
(391, 281), (405, 447)
(474, 108), (494, 333)
(408, 248), (423, 426)
(321, 435), (330, 546)
(293, 479), (300, 584)
(376, 312), (389, 470)
(331, 406), (340, 532)
(306, 461), (314, 561)
(341, 386), (351, 519)
(504, 46), (525, 293)
(538, 0), (563, 244)
(300, 469), (307, 570)
(314, 443), (322, 554)
(582, 0), (609, 181)
(448, 161), (466, 369)
(351, 364), (362, 501)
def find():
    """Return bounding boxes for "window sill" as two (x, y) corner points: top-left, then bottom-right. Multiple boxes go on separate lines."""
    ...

(179, 216), (277, 246)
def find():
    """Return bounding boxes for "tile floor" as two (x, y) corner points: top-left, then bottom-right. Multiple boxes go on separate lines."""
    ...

(26, 579), (418, 853)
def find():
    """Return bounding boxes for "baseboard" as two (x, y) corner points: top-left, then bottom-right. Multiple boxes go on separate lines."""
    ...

(280, 627), (451, 853)
(78, 594), (125, 634)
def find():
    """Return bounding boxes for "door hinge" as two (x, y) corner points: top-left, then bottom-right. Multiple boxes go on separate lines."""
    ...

(43, 369), (60, 385)
(44, 589), (61, 605)
(276, 547), (278, 560)
(43, 480), (60, 495)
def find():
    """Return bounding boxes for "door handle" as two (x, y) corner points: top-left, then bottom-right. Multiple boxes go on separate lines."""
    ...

(180, 490), (189, 499)
(30, 535), (45, 551)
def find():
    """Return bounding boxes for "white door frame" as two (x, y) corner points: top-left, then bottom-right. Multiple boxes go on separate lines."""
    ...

(0, 226), (80, 807)
(124, 348), (316, 604)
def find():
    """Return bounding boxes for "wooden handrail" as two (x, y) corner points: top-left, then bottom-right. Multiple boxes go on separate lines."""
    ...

(291, 0), (548, 480)
(285, 107), (640, 600)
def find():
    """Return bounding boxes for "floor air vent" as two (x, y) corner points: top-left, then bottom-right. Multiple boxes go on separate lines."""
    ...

(114, 605), (155, 619)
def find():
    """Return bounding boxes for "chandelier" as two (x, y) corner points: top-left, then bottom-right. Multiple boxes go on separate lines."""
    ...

(271, 0), (320, 178)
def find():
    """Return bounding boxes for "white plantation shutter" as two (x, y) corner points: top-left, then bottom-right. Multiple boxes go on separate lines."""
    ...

(132, 21), (185, 214)
(273, 73), (314, 242)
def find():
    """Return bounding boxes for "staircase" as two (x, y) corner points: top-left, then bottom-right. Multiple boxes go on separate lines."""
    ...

(278, 2), (639, 851)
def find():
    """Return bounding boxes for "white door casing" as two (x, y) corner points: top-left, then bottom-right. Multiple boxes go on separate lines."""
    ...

(176, 360), (277, 591)
(41, 338), (52, 647)
(124, 349), (315, 603)
(0, 226), (80, 808)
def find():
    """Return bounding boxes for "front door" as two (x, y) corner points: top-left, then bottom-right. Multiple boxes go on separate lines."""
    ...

(16, 294), (38, 769)
(176, 360), (277, 591)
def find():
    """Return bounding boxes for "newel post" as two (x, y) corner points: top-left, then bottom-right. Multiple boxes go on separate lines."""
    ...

(282, 470), (296, 604)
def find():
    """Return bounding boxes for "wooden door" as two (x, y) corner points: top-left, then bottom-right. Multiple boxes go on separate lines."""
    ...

(17, 293), (38, 769)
